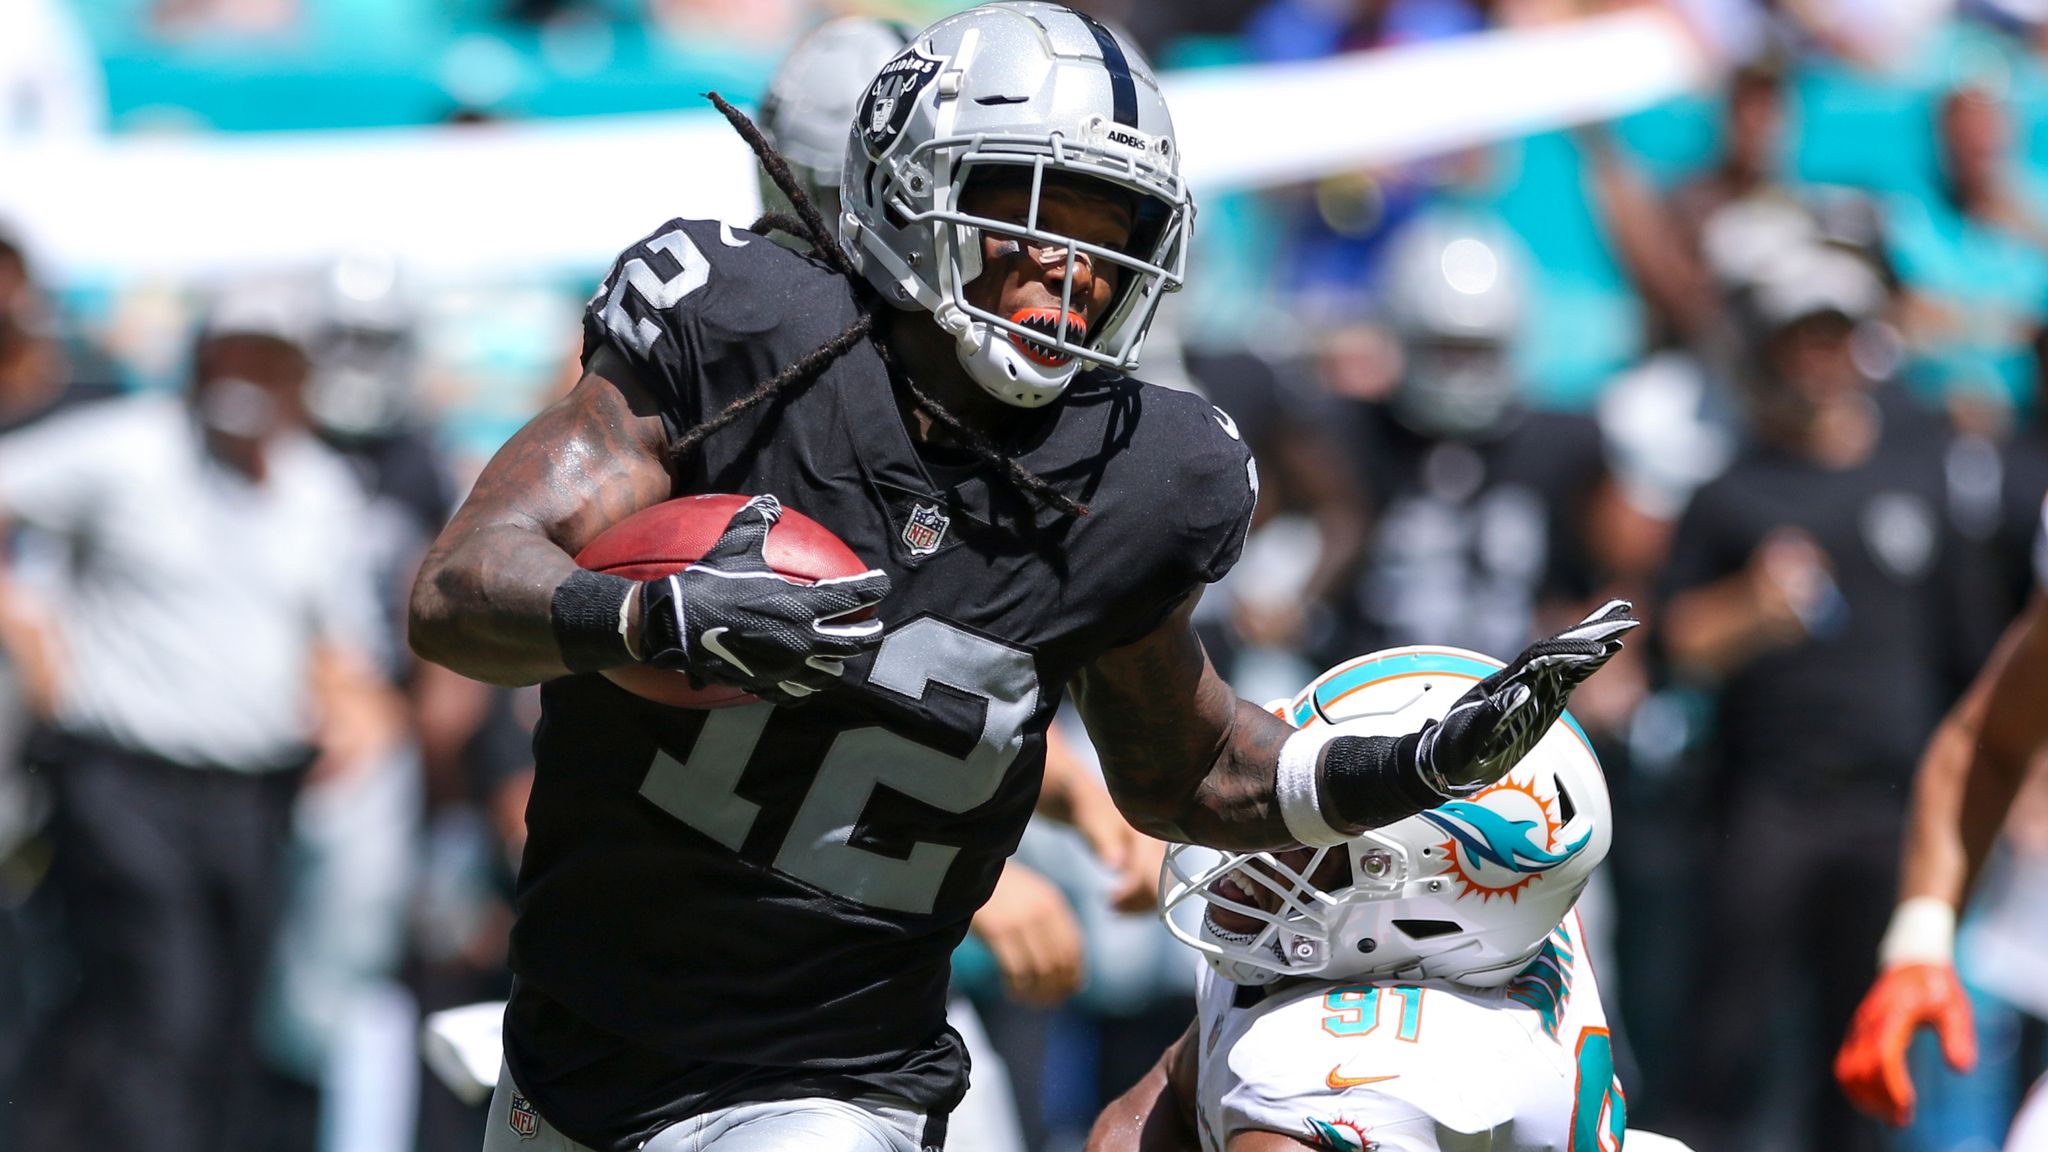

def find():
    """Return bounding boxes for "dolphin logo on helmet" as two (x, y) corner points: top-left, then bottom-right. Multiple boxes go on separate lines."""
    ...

(1423, 799), (1593, 876)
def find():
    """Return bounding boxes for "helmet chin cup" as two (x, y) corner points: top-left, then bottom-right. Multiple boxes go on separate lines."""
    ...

(940, 303), (1077, 408)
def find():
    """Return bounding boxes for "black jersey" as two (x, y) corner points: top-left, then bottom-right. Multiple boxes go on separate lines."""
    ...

(506, 219), (1257, 1150)
(1323, 401), (1606, 663)
(1660, 387), (1994, 790)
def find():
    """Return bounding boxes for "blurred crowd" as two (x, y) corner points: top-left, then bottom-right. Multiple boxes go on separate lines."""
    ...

(9, 2), (2048, 1152)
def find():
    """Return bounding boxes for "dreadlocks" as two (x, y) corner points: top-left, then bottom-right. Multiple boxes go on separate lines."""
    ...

(671, 92), (1087, 519)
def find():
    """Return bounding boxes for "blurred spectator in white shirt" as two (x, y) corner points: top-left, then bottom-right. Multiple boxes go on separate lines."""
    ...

(0, 282), (398, 1152)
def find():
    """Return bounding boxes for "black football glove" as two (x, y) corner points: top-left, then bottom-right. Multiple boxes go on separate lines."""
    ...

(1415, 599), (1640, 796)
(638, 494), (891, 700)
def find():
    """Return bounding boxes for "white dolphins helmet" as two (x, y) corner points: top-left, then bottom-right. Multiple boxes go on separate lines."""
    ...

(1162, 646), (1611, 988)
(758, 17), (912, 227)
(840, 1), (1192, 408)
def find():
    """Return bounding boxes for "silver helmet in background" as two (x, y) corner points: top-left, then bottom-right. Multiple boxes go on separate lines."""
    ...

(1382, 211), (1528, 439)
(840, 1), (1193, 408)
(306, 251), (419, 440)
(757, 17), (911, 229)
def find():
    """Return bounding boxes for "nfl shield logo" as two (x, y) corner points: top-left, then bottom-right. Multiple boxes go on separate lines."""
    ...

(508, 1091), (540, 1139)
(903, 503), (950, 556)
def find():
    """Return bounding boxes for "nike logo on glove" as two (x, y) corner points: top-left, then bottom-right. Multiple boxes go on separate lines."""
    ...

(698, 627), (756, 677)
(1326, 1067), (1400, 1090)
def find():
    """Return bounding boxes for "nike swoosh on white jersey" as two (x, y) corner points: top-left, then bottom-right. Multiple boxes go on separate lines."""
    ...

(698, 627), (756, 677)
(1325, 1067), (1401, 1090)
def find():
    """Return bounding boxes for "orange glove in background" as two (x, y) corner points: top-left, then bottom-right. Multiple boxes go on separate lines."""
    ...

(1835, 962), (1978, 1127)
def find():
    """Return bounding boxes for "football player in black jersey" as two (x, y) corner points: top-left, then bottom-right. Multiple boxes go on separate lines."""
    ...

(408, 5), (1637, 1151)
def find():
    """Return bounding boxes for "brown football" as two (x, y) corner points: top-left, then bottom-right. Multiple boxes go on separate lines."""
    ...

(574, 494), (872, 709)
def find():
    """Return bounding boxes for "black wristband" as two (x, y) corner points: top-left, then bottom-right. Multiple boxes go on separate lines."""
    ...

(550, 568), (637, 673)
(1319, 728), (1447, 831)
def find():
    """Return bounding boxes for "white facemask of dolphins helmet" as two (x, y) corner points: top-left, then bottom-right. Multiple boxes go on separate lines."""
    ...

(840, 2), (1192, 408)
(1161, 645), (1612, 988)
(758, 17), (912, 230)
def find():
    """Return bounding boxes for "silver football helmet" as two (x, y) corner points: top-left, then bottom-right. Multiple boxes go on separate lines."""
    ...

(840, 2), (1192, 408)
(1383, 211), (1527, 439)
(305, 251), (419, 439)
(758, 17), (911, 228)
(1162, 646), (1611, 989)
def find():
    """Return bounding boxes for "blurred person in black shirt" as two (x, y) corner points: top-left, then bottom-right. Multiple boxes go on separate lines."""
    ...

(1318, 210), (1614, 665)
(299, 254), (486, 806)
(1661, 243), (1999, 1152)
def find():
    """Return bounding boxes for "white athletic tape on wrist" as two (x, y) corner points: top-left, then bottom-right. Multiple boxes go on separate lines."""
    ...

(1878, 896), (1957, 968)
(1277, 726), (1354, 848)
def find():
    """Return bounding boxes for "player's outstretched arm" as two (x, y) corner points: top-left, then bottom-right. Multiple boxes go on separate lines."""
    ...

(410, 348), (676, 685)
(1073, 595), (1637, 851)
(1838, 594), (2048, 1125)
(1086, 1019), (1199, 1152)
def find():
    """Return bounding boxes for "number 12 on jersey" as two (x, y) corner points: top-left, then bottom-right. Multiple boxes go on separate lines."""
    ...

(637, 617), (1039, 916)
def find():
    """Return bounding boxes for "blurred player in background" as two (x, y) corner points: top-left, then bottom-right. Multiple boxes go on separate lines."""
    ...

(755, 16), (910, 235)
(1317, 210), (1614, 665)
(0, 284), (397, 1152)
(407, 4), (1635, 1150)
(1087, 647), (1657, 1152)
(1835, 509), (2048, 1148)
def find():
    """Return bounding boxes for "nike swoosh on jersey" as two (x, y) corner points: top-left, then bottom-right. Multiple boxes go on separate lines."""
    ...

(698, 628), (757, 677)
(1326, 1068), (1401, 1090)
(1213, 406), (1241, 440)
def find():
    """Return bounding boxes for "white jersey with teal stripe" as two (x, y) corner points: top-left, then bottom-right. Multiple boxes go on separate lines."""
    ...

(1192, 909), (1625, 1152)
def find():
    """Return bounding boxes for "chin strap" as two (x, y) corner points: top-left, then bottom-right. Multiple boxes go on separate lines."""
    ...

(1199, 913), (1287, 987)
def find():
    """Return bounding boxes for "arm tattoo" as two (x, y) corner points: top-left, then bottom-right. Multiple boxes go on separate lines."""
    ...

(1071, 594), (1300, 850)
(409, 348), (675, 685)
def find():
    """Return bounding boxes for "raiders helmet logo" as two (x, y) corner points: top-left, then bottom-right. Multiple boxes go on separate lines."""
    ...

(859, 45), (944, 157)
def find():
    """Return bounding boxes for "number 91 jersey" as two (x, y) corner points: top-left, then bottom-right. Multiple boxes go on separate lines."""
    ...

(506, 219), (1258, 1151)
(1194, 910), (1626, 1152)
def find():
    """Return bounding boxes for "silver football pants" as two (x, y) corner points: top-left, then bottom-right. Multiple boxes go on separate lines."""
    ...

(481, 1066), (933, 1152)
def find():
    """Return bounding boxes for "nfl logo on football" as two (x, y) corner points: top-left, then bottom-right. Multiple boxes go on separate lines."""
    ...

(508, 1091), (540, 1139)
(903, 503), (949, 556)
